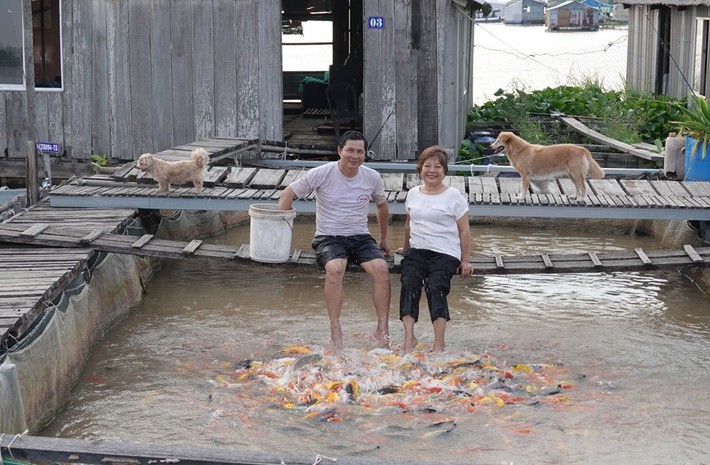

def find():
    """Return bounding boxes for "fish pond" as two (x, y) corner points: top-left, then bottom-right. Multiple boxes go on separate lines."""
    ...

(43, 219), (710, 464)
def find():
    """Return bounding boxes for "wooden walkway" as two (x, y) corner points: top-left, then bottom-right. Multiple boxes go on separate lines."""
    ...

(50, 167), (710, 220)
(1, 223), (707, 276)
(43, 135), (710, 220)
(0, 203), (137, 350)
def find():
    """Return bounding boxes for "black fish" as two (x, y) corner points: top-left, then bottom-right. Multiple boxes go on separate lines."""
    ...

(378, 385), (400, 395)
(234, 359), (253, 369)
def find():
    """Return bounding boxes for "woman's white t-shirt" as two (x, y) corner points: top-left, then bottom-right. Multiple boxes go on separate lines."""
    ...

(406, 186), (469, 259)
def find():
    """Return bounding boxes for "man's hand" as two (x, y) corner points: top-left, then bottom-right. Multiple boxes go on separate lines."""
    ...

(379, 238), (390, 256)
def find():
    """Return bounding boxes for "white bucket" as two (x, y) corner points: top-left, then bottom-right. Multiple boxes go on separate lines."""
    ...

(248, 203), (297, 263)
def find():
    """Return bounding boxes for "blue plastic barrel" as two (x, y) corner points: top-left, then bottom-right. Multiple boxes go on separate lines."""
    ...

(685, 136), (710, 181)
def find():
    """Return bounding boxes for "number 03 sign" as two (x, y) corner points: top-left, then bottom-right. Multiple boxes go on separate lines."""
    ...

(367, 16), (385, 29)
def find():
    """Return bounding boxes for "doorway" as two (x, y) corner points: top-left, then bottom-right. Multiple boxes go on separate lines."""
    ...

(281, 0), (364, 148)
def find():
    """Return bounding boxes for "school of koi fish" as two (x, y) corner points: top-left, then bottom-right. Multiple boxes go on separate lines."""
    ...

(210, 344), (584, 424)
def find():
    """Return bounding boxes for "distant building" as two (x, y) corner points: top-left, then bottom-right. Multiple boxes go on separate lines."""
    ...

(545, 0), (600, 30)
(476, 2), (506, 21)
(504, 0), (546, 24)
(611, 2), (628, 21)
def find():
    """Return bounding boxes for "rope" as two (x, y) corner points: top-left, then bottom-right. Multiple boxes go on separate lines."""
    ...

(643, 9), (695, 97)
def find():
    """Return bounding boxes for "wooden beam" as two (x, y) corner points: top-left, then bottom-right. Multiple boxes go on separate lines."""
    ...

(0, 434), (325, 465)
(556, 115), (663, 161)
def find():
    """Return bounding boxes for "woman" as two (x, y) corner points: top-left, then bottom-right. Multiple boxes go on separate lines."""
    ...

(399, 145), (473, 353)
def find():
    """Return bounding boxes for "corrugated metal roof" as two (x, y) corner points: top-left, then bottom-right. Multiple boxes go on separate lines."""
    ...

(622, 0), (710, 5)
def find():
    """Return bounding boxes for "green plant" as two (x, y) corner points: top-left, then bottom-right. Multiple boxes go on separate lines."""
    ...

(671, 94), (710, 159)
(90, 153), (110, 173)
(466, 84), (685, 145)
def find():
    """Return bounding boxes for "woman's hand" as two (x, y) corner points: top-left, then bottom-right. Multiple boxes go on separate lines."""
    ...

(458, 261), (474, 278)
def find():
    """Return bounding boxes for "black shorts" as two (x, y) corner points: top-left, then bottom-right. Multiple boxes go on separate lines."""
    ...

(312, 234), (385, 269)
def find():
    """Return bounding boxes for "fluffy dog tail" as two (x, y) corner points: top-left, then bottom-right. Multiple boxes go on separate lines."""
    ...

(191, 148), (209, 170)
(586, 151), (605, 178)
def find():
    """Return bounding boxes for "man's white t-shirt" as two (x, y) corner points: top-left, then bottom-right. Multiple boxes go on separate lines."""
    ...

(290, 161), (387, 236)
(406, 185), (469, 259)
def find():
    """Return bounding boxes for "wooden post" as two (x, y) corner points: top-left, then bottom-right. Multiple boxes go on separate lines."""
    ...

(23, 0), (37, 201)
(417, 0), (439, 150)
(26, 140), (39, 205)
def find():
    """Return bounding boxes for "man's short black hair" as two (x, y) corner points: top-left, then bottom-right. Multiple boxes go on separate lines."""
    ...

(338, 130), (369, 151)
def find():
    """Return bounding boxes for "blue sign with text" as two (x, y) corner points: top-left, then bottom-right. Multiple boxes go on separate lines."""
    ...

(36, 142), (61, 153)
(368, 16), (385, 29)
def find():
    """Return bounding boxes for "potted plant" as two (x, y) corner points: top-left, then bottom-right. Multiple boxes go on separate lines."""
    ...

(672, 94), (710, 181)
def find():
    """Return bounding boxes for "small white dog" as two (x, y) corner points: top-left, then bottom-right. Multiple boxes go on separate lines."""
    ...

(136, 148), (209, 193)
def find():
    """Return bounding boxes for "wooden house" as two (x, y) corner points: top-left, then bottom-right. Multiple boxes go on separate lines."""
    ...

(0, 0), (483, 167)
(545, 0), (600, 30)
(624, 0), (710, 99)
(504, 0), (546, 24)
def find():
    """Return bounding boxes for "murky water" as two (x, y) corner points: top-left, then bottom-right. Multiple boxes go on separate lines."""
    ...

(43, 219), (710, 464)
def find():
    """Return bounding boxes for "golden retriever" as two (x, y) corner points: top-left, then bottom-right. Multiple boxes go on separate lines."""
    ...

(136, 148), (209, 193)
(490, 131), (604, 199)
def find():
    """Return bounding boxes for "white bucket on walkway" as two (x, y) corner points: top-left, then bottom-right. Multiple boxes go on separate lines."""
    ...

(248, 203), (297, 263)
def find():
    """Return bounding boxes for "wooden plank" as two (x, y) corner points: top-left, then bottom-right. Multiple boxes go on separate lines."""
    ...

(540, 253), (553, 269)
(683, 244), (704, 263)
(588, 252), (603, 267)
(290, 248), (303, 263)
(635, 247), (652, 265)
(131, 234), (154, 249)
(406, 173), (421, 190)
(494, 254), (504, 269)
(203, 167), (228, 186)
(467, 176), (485, 194)
(223, 167), (257, 187)
(0, 434), (326, 465)
(182, 239), (203, 255)
(21, 224), (50, 238)
(149, 0), (174, 151)
(529, 179), (562, 195)
(106, 0), (132, 164)
(127, 1), (153, 155)
(235, 1), (259, 138)
(279, 169), (307, 188)
(191, 0), (216, 140)
(498, 177), (523, 195)
(235, 243), (250, 259)
(79, 228), (105, 244)
(445, 175), (466, 195)
(556, 115), (663, 161)
(381, 173), (404, 191)
(589, 179), (626, 196)
(213, 1), (237, 137)
(249, 168), (286, 189)
(620, 179), (659, 196)
(681, 180), (710, 197)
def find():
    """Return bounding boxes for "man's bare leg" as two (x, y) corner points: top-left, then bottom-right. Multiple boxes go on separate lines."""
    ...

(324, 259), (347, 350)
(432, 317), (447, 352)
(361, 258), (391, 348)
(402, 315), (417, 353)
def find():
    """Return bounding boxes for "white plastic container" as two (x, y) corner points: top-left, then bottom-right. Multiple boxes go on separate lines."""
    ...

(664, 132), (686, 180)
(248, 203), (297, 263)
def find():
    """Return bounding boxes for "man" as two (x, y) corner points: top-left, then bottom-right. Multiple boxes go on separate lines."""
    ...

(278, 130), (390, 350)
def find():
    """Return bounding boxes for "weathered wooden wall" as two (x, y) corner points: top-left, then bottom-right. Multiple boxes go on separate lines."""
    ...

(362, 0), (473, 160)
(0, 0), (281, 161)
